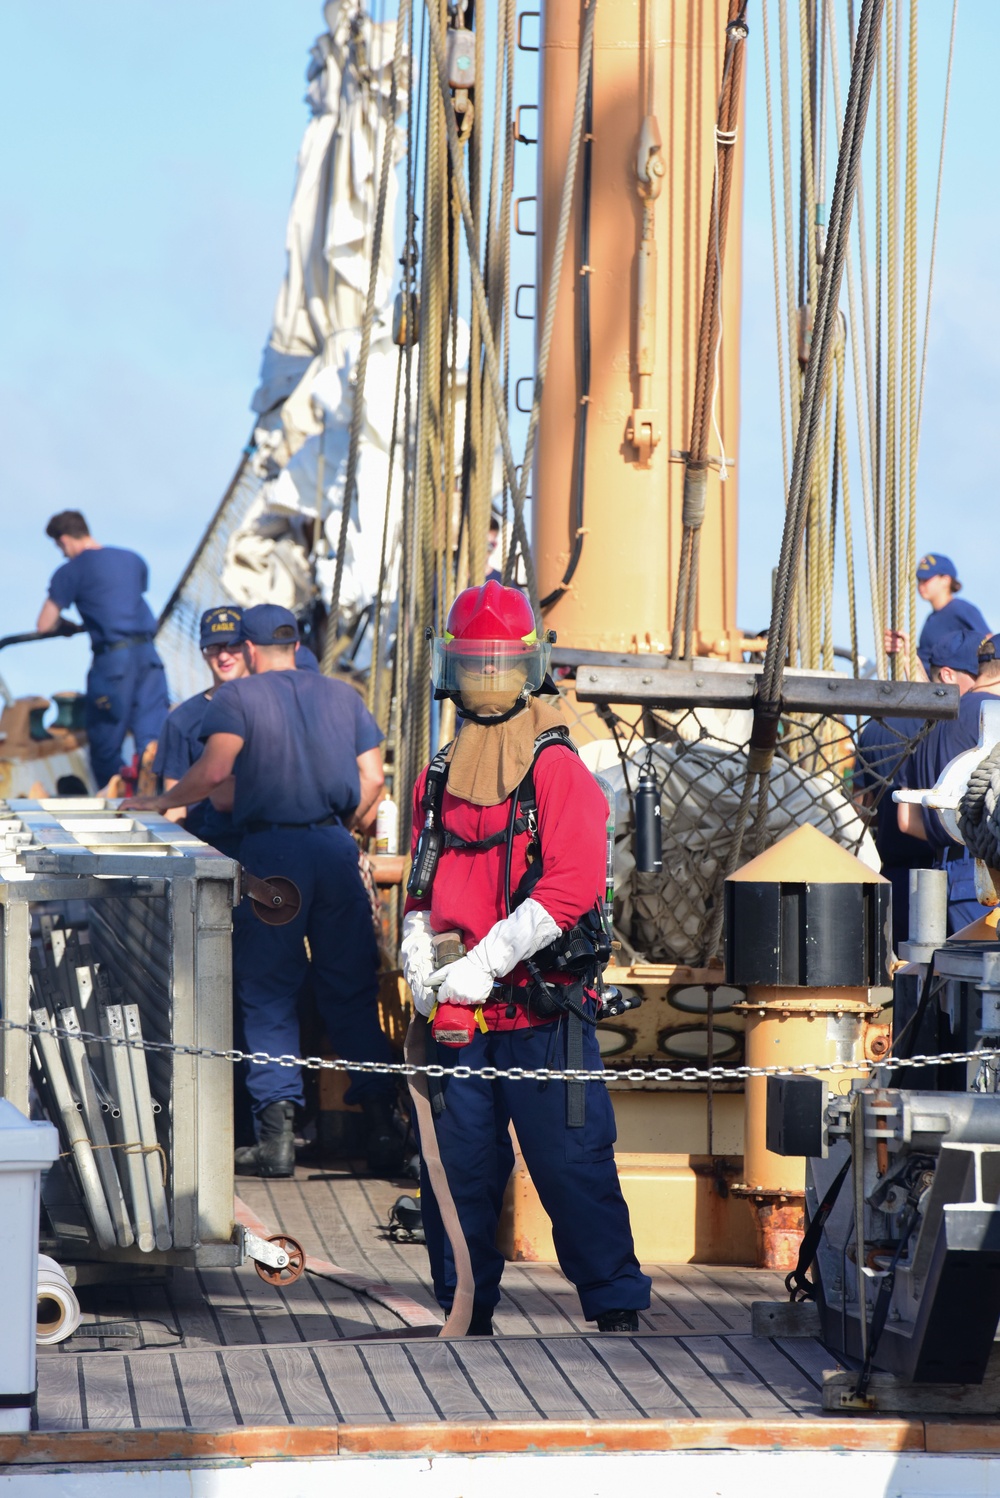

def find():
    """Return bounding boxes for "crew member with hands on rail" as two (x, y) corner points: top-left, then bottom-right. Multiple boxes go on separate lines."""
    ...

(131, 603), (402, 1179)
(401, 580), (651, 1337)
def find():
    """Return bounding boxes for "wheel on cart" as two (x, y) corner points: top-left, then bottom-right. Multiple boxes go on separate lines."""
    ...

(253, 1233), (306, 1286)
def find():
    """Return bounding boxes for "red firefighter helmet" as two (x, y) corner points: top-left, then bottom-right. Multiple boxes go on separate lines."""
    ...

(431, 581), (552, 699)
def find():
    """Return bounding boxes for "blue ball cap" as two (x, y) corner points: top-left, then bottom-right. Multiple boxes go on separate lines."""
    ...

(241, 603), (300, 646)
(916, 552), (958, 582)
(199, 606), (243, 648)
(928, 629), (980, 676)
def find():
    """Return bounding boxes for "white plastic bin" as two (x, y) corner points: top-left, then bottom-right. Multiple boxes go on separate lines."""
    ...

(0, 1100), (58, 1431)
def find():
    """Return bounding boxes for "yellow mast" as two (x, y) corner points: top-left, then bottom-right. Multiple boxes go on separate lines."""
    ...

(533, 0), (745, 658)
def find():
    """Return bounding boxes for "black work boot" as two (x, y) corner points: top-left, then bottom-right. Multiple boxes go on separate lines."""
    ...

(234, 1101), (296, 1178)
(468, 1303), (495, 1336)
(596, 1308), (640, 1333)
(361, 1094), (406, 1177)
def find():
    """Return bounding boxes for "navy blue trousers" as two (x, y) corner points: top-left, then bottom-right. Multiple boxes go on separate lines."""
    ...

(946, 852), (981, 935)
(418, 1017), (651, 1322)
(86, 642), (169, 787)
(233, 825), (395, 1114)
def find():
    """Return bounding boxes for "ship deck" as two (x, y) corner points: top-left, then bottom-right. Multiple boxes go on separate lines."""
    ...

(8, 1167), (991, 1469)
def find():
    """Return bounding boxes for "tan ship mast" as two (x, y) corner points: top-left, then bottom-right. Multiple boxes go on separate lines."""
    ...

(533, 0), (744, 659)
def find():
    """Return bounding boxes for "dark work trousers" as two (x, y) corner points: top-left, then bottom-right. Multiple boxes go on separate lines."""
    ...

(85, 641), (169, 787)
(233, 824), (395, 1114)
(417, 1015), (651, 1322)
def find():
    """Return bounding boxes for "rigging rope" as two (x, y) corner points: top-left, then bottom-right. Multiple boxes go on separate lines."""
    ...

(424, 0), (539, 611)
(704, 0), (886, 959)
(323, 0), (409, 670)
(669, 1), (749, 660)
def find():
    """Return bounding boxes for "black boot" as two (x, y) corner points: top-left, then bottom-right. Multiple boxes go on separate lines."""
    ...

(361, 1094), (405, 1177)
(467, 1303), (495, 1336)
(234, 1101), (296, 1178)
(596, 1308), (640, 1333)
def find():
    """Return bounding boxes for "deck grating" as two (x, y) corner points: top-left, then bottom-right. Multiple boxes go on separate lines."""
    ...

(36, 1166), (848, 1432)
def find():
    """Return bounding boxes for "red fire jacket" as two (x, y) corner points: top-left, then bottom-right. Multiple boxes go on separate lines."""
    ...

(404, 744), (607, 1030)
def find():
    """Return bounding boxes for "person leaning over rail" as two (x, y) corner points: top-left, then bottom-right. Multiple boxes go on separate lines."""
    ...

(131, 603), (403, 1179)
(400, 580), (651, 1337)
(896, 629), (1000, 934)
(35, 510), (170, 789)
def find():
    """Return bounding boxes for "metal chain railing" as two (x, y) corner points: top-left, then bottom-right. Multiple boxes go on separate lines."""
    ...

(10, 1014), (995, 1088)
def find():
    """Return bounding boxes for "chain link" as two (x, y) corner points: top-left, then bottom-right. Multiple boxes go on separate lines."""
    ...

(8, 1015), (999, 1088)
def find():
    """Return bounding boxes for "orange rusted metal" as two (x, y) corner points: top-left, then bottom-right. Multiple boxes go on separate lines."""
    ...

(735, 1192), (807, 1271)
(532, 0), (743, 657)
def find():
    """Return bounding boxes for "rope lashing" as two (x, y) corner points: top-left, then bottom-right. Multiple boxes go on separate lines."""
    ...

(958, 744), (1000, 869)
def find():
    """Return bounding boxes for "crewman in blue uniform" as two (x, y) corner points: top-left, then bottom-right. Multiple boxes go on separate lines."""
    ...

(154, 607), (320, 856)
(854, 715), (934, 948)
(915, 555), (989, 670)
(896, 630), (994, 933)
(36, 511), (169, 788)
(153, 606), (248, 857)
(131, 603), (401, 1177)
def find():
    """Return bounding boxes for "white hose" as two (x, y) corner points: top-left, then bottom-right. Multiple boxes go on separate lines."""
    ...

(36, 1255), (81, 1345)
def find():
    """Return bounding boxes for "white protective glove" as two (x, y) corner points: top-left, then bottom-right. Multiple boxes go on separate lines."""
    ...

(431, 898), (561, 1006)
(400, 910), (437, 1017)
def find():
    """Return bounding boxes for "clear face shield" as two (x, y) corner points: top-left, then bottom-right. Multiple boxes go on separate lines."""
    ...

(430, 636), (553, 714)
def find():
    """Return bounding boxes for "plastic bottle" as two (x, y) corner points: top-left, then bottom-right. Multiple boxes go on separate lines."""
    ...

(375, 796), (399, 855)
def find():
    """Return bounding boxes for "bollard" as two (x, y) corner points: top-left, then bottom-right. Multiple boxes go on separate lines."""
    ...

(0, 1100), (59, 1431)
(900, 866), (948, 963)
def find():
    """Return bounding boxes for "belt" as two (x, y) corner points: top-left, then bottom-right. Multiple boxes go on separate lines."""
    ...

(242, 814), (341, 834)
(92, 634), (154, 656)
(939, 845), (970, 864)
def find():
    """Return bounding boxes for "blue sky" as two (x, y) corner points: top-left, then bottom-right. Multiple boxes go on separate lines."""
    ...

(0, 1), (992, 702)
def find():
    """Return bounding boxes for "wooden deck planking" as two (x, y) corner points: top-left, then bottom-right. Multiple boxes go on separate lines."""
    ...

(582, 1336), (691, 1418)
(631, 1336), (744, 1416)
(496, 1338), (593, 1418)
(219, 1347), (289, 1425)
(451, 1340), (544, 1420)
(774, 1335), (844, 1386)
(167, 1351), (241, 1427)
(126, 1351), (187, 1428)
(165, 1271), (228, 1349)
(649, 1269), (738, 1334)
(538, 1338), (645, 1418)
(397, 1342), (491, 1422)
(311, 1344), (391, 1423)
(723, 1334), (824, 1414)
(356, 1342), (439, 1421)
(34, 1352), (85, 1430)
(74, 1354), (135, 1429)
(667, 1265), (755, 1332)
(260, 1346), (341, 1424)
(195, 1269), (265, 1347)
(678, 1336), (795, 1417)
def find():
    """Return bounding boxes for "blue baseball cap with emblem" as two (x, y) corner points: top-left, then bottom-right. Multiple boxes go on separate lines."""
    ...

(916, 553), (958, 582)
(241, 603), (301, 646)
(200, 606), (243, 648)
(928, 630), (980, 676)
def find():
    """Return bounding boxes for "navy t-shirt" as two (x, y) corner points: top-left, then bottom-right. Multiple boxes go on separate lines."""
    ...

(898, 690), (998, 849)
(200, 669), (383, 828)
(917, 597), (989, 669)
(153, 691), (235, 846)
(48, 547), (158, 648)
(854, 717), (935, 872)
